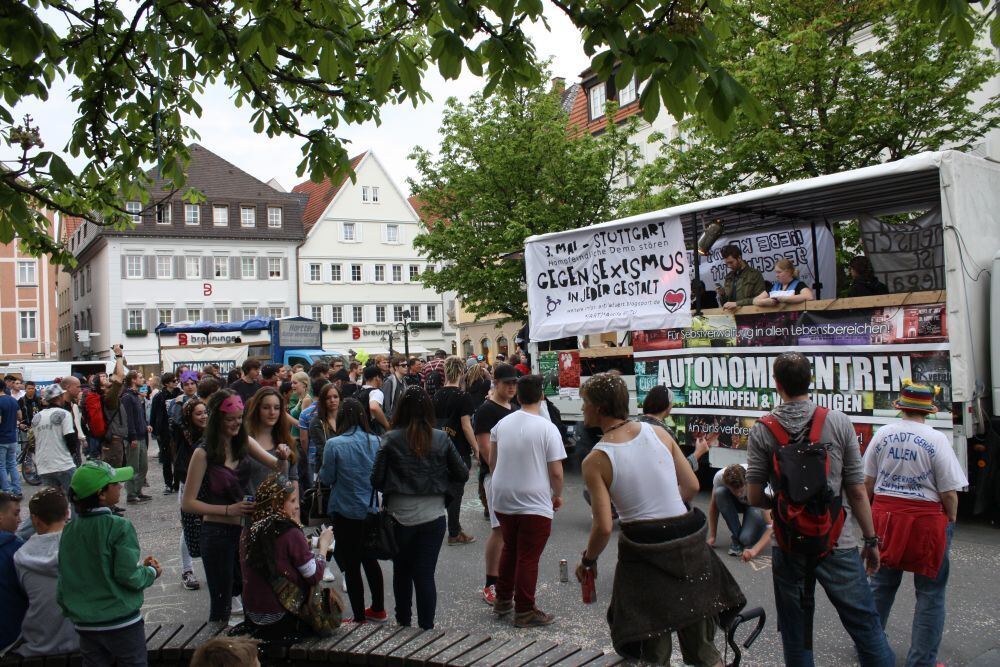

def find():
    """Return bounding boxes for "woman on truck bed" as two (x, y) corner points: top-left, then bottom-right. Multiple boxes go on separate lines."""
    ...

(752, 259), (814, 307)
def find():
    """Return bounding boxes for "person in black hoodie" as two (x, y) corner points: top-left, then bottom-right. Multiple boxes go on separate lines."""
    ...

(150, 373), (181, 494)
(847, 256), (889, 297)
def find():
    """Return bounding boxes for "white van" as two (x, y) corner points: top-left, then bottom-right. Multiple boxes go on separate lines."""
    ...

(0, 360), (116, 386)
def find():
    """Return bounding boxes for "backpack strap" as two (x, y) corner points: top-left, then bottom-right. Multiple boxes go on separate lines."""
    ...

(759, 414), (790, 446)
(808, 406), (829, 444)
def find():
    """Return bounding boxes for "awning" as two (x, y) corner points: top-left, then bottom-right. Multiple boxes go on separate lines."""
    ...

(155, 317), (271, 335)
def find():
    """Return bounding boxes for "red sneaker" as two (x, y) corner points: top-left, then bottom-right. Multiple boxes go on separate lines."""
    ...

(482, 584), (496, 606)
(365, 608), (388, 623)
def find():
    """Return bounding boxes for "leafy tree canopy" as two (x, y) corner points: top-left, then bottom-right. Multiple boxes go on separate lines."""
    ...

(410, 82), (641, 322)
(1, 0), (747, 264)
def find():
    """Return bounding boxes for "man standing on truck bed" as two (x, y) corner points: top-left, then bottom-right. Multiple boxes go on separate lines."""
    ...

(718, 245), (766, 312)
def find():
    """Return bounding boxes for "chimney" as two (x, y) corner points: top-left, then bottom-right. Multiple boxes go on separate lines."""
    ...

(550, 77), (566, 93)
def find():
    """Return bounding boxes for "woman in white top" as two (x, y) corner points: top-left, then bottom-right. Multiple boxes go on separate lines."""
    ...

(752, 258), (814, 307)
(576, 374), (744, 667)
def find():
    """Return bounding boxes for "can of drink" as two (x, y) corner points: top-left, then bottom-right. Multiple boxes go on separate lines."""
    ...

(559, 559), (569, 583)
(581, 567), (597, 604)
(241, 495), (254, 527)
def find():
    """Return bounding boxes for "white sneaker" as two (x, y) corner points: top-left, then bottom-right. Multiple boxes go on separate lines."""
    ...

(231, 596), (244, 615)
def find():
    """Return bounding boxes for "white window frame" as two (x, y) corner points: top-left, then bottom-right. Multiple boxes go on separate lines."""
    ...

(265, 307), (285, 319)
(361, 186), (370, 203)
(393, 305), (404, 322)
(342, 222), (356, 241)
(267, 207), (282, 228)
(267, 257), (282, 279)
(155, 255), (173, 279)
(330, 306), (343, 323)
(409, 264), (420, 282)
(371, 186), (380, 203)
(126, 201), (142, 224)
(213, 204), (229, 227)
(427, 305), (437, 321)
(214, 256), (230, 279)
(617, 77), (637, 106)
(18, 310), (37, 341)
(375, 305), (386, 323)
(215, 309), (231, 324)
(186, 308), (202, 322)
(241, 256), (256, 279)
(16, 261), (36, 285)
(374, 265), (385, 282)
(127, 308), (144, 331)
(352, 305), (363, 323)
(330, 264), (342, 282)
(156, 203), (172, 225)
(185, 204), (201, 226)
(588, 83), (607, 120)
(410, 305), (420, 322)
(350, 264), (362, 282)
(185, 256), (201, 279)
(125, 255), (143, 279)
(386, 224), (399, 244)
(157, 308), (173, 326)
(310, 306), (323, 321)
(309, 263), (321, 282)
(240, 206), (256, 228)
(392, 264), (402, 282)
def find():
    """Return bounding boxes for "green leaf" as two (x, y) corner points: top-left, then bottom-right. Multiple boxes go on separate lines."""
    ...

(48, 153), (73, 184)
(639, 78), (661, 123)
(373, 47), (396, 95)
(318, 45), (340, 81)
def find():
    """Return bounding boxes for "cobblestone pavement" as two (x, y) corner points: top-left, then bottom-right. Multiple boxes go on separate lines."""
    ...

(21, 441), (1000, 666)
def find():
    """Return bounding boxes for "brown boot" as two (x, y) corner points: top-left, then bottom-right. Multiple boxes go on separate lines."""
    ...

(514, 608), (555, 627)
(493, 598), (514, 617)
(448, 532), (476, 545)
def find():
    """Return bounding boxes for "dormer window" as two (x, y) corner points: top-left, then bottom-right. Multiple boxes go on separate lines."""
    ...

(618, 78), (637, 106)
(588, 84), (606, 120)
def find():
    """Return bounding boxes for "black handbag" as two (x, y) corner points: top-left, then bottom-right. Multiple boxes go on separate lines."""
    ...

(180, 473), (211, 558)
(363, 489), (398, 560)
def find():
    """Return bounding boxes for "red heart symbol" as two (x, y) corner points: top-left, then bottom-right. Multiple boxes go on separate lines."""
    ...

(663, 289), (687, 313)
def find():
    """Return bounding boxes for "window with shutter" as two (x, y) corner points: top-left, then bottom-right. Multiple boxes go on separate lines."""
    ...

(185, 256), (201, 279)
(216, 309), (231, 324)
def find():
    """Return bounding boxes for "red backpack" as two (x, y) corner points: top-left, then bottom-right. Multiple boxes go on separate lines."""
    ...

(759, 406), (845, 558)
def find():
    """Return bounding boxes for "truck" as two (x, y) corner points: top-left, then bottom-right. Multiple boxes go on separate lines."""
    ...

(0, 360), (116, 386)
(525, 150), (1000, 504)
(154, 316), (350, 373)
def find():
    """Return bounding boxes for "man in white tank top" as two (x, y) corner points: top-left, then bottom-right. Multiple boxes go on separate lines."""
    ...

(575, 374), (744, 666)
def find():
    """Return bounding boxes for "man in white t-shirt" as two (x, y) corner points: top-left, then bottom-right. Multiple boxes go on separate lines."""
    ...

(864, 381), (968, 667)
(488, 375), (566, 628)
(32, 385), (78, 494)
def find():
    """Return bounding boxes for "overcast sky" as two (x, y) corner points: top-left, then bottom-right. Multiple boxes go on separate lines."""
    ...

(11, 6), (591, 196)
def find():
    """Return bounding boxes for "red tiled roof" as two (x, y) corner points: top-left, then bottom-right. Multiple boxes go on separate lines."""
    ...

(292, 152), (367, 233)
(62, 215), (84, 241)
(567, 71), (643, 137)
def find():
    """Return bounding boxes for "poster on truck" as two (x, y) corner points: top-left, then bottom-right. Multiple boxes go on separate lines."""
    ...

(633, 303), (951, 451)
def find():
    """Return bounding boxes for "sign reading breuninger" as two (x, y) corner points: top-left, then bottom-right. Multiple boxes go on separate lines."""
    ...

(525, 217), (692, 341)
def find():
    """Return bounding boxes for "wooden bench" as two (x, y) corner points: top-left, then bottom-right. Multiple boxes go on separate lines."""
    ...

(0, 622), (625, 667)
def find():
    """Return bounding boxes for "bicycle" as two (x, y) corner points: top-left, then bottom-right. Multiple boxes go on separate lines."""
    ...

(17, 431), (41, 486)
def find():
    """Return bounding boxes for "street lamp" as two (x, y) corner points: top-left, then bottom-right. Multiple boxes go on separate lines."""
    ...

(380, 310), (418, 358)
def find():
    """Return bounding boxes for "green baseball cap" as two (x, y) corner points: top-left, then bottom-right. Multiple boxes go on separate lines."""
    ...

(70, 460), (134, 499)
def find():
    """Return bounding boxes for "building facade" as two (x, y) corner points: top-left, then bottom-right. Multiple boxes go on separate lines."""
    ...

(294, 152), (456, 358)
(0, 210), (59, 362)
(69, 143), (305, 366)
(56, 215), (81, 360)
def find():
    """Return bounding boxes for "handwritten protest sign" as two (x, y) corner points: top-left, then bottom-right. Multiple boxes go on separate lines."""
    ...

(525, 217), (691, 341)
(860, 208), (944, 292)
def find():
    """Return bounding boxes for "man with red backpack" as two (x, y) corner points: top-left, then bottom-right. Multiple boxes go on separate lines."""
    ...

(746, 352), (893, 667)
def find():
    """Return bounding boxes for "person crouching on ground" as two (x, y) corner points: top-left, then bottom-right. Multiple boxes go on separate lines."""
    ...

(57, 461), (161, 667)
(576, 373), (745, 666)
(240, 474), (341, 640)
(707, 464), (773, 561)
(13, 487), (78, 657)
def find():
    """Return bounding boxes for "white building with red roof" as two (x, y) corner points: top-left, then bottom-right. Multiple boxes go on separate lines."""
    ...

(293, 152), (456, 357)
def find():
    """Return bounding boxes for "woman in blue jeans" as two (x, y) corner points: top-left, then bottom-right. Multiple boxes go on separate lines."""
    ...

(182, 389), (291, 621)
(372, 387), (469, 629)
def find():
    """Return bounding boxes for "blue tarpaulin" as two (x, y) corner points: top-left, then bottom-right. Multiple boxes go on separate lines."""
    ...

(154, 318), (272, 335)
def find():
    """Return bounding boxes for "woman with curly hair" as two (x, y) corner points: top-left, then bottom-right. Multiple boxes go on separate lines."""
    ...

(240, 474), (336, 640)
(173, 397), (207, 592)
(245, 388), (299, 494)
(182, 389), (292, 621)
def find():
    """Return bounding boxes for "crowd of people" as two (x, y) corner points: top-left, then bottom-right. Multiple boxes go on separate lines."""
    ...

(0, 342), (967, 667)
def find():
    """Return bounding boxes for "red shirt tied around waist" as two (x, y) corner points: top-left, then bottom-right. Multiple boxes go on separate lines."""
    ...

(862, 379), (968, 667)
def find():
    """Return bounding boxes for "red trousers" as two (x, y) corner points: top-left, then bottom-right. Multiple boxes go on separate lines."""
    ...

(495, 513), (552, 613)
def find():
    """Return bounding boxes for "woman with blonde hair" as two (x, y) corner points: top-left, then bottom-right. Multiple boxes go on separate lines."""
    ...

(433, 356), (479, 545)
(753, 259), (814, 307)
(465, 363), (491, 413)
(288, 371), (313, 488)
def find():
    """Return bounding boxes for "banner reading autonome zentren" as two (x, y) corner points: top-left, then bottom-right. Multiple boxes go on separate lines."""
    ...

(632, 303), (951, 451)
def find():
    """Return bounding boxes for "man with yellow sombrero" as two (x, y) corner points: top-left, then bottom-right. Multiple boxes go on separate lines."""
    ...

(862, 380), (967, 667)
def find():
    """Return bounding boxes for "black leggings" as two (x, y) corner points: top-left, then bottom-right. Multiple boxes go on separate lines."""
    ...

(332, 512), (385, 622)
(446, 453), (472, 537)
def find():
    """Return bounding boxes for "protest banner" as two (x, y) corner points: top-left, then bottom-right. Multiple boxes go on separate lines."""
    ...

(525, 217), (691, 341)
(539, 351), (559, 396)
(859, 208), (945, 292)
(691, 222), (837, 298)
(633, 303), (951, 451)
